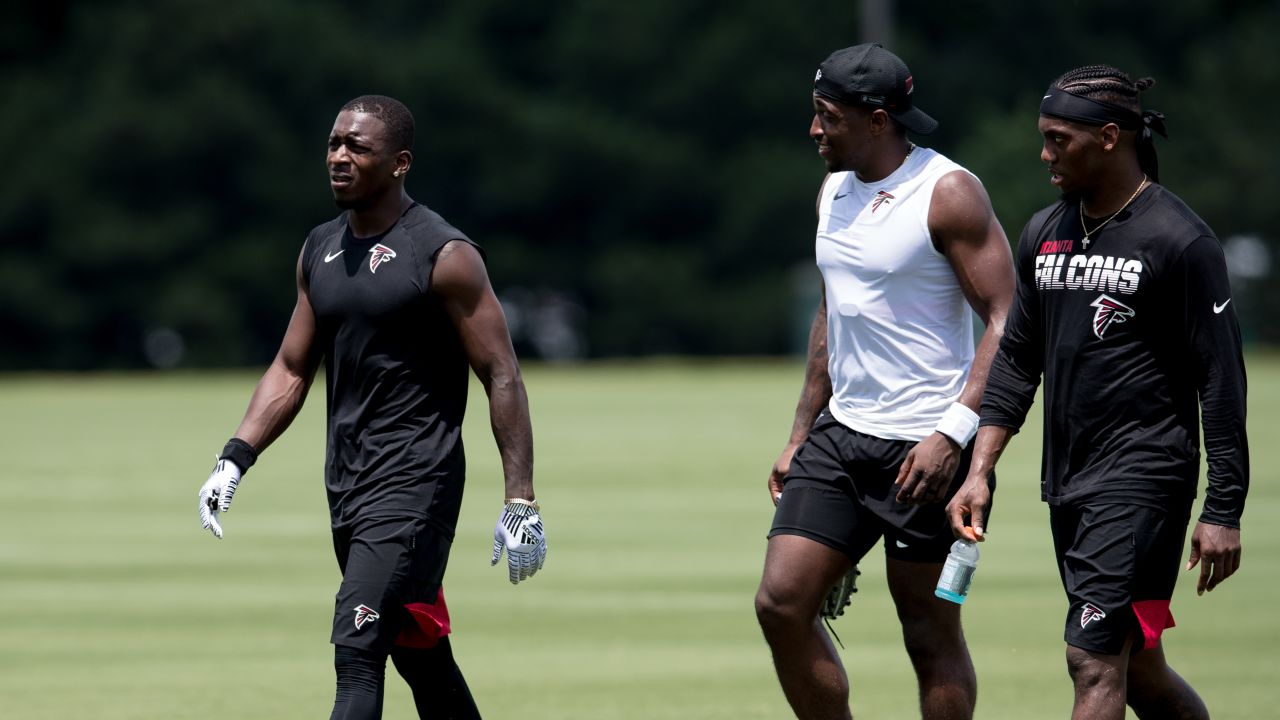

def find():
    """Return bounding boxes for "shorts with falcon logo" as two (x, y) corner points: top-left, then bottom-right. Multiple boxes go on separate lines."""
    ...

(331, 515), (453, 653)
(768, 411), (995, 564)
(1050, 501), (1191, 654)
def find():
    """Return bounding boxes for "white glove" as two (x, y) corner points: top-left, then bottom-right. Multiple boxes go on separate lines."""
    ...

(198, 458), (242, 539)
(491, 500), (547, 584)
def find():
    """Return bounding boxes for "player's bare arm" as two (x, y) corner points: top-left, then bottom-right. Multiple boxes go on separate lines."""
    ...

(231, 251), (324, 452)
(432, 239), (534, 502)
(946, 424), (1015, 542)
(433, 239), (544, 584)
(198, 251), (323, 538)
(769, 285), (831, 505)
(769, 175), (837, 505)
(895, 170), (1015, 504)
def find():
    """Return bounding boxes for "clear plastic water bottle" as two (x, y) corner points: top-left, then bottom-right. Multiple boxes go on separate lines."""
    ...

(935, 539), (979, 604)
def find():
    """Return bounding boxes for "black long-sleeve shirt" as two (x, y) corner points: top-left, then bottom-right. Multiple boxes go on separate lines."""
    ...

(981, 185), (1249, 527)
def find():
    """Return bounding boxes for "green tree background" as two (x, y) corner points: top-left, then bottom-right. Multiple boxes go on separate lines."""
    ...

(2, 0), (1276, 369)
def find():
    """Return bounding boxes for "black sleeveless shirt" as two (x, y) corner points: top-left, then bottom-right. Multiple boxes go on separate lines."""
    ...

(301, 203), (480, 534)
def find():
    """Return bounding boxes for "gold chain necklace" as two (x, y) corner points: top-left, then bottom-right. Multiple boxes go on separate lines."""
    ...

(1080, 175), (1148, 249)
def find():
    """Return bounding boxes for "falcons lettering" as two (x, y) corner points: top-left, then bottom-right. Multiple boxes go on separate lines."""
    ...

(1034, 254), (1142, 294)
(368, 243), (397, 274)
(353, 604), (380, 630)
(1091, 294), (1135, 339)
(1080, 602), (1107, 629)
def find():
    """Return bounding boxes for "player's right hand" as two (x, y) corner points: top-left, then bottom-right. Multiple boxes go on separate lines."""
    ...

(198, 458), (242, 540)
(945, 474), (989, 543)
(768, 444), (800, 506)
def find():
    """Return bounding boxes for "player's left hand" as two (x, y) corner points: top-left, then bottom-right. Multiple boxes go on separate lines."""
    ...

(198, 458), (242, 539)
(894, 432), (962, 505)
(491, 500), (547, 584)
(1187, 521), (1242, 595)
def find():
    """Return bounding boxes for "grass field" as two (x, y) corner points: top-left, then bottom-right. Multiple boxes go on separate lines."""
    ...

(2, 357), (1278, 719)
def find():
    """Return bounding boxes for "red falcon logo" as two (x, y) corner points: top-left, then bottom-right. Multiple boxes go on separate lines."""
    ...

(904, 75), (914, 95)
(353, 604), (380, 630)
(368, 243), (396, 274)
(1080, 602), (1106, 628)
(1091, 294), (1135, 339)
(871, 190), (895, 213)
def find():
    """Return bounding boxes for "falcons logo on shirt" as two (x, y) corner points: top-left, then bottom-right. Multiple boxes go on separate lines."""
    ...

(1091, 294), (1135, 339)
(871, 190), (895, 213)
(368, 243), (396, 274)
(353, 604), (380, 630)
(1080, 602), (1106, 629)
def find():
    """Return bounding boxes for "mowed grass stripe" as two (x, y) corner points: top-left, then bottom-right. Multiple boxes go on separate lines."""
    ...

(0, 357), (1276, 718)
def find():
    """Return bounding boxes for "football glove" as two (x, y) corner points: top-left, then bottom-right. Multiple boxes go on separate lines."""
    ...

(491, 500), (547, 584)
(819, 565), (860, 649)
(198, 458), (242, 540)
(820, 566), (860, 620)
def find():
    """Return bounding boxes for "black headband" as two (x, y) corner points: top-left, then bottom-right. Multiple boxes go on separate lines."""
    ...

(1041, 86), (1170, 182)
(1040, 89), (1143, 130)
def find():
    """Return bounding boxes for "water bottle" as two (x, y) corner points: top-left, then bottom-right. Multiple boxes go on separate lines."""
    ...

(935, 539), (979, 604)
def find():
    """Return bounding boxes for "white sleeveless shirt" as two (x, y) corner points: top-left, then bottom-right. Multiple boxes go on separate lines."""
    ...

(816, 147), (976, 441)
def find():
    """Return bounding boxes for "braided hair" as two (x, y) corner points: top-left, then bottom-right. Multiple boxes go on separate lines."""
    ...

(1052, 66), (1163, 182)
(341, 95), (415, 154)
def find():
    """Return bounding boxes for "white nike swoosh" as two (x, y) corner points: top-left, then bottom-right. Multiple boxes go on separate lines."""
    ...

(1213, 299), (1231, 314)
(895, 540), (909, 549)
(1043, 94), (1053, 100)
(324, 250), (344, 262)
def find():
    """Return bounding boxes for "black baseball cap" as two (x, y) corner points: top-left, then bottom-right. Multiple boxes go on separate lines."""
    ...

(814, 43), (938, 135)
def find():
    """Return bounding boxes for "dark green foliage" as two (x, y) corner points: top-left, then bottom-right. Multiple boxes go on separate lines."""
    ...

(2, 1), (1277, 368)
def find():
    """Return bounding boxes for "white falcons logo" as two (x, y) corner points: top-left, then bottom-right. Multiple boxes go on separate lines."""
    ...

(368, 243), (396, 274)
(353, 604), (380, 629)
(1080, 602), (1106, 628)
(1091, 294), (1135, 339)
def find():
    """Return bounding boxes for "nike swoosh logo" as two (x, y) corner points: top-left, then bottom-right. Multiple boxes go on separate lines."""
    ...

(1043, 94), (1053, 100)
(1213, 299), (1231, 314)
(324, 250), (345, 263)
(834, 193), (849, 201)
(895, 540), (910, 549)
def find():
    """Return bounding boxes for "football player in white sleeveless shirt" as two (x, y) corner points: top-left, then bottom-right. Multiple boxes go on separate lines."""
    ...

(817, 146), (977, 440)
(755, 44), (1015, 720)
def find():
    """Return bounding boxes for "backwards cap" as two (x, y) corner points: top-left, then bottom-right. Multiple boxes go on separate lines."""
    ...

(814, 43), (938, 135)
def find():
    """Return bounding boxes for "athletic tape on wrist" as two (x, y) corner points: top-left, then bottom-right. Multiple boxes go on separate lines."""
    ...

(934, 403), (979, 447)
(220, 438), (258, 473)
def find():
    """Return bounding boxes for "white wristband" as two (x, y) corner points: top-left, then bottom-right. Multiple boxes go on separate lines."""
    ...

(935, 402), (979, 447)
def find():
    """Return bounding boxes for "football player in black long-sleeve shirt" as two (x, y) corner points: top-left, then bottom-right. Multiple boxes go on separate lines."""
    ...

(946, 66), (1248, 720)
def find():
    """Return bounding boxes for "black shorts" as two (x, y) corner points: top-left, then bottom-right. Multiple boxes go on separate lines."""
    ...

(1050, 502), (1190, 655)
(768, 411), (993, 564)
(330, 515), (453, 653)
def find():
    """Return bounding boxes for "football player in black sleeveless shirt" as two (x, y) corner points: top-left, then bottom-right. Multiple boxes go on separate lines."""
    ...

(196, 95), (545, 719)
(947, 67), (1247, 720)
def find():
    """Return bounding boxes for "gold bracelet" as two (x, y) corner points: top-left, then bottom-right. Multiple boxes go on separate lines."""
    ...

(505, 498), (540, 511)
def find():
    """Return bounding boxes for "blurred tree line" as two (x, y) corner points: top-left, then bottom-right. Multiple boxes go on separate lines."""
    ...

(2, 0), (1276, 369)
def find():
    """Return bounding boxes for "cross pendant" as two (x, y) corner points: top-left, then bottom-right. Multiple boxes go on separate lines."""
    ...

(1082, 235), (1091, 250)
